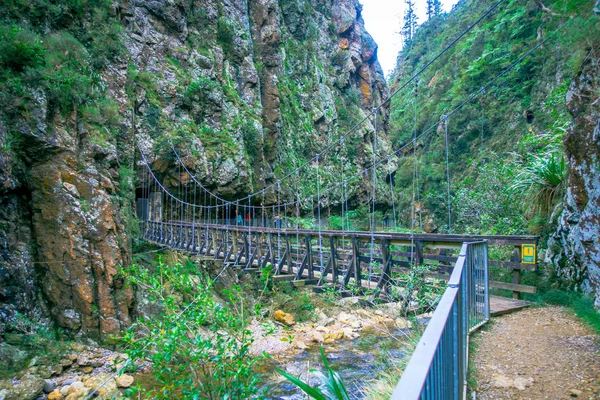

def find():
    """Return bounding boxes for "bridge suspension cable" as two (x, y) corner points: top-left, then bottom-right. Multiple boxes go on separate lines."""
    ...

(138, 15), (570, 235)
(163, 0), (510, 212)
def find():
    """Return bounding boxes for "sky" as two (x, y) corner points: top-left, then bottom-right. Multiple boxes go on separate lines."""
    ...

(360, 0), (461, 76)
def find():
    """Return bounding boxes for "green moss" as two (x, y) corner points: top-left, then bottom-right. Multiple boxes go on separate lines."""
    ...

(217, 17), (236, 54)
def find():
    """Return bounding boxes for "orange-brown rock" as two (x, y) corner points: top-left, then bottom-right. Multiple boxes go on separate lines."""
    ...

(273, 310), (295, 326)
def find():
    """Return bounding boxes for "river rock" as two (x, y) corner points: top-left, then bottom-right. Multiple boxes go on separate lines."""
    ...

(273, 310), (295, 326)
(569, 388), (583, 397)
(68, 381), (85, 394)
(47, 389), (62, 400)
(395, 318), (412, 329)
(337, 311), (351, 324)
(60, 359), (72, 368)
(60, 385), (71, 396)
(115, 374), (134, 388)
(1, 374), (45, 400)
(324, 329), (345, 341)
(310, 331), (325, 343)
(83, 373), (119, 398)
(61, 378), (77, 386)
(43, 379), (57, 393)
(316, 311), (329, 325)
(342, 327), (358, 340)
(293, 341), (308, 350)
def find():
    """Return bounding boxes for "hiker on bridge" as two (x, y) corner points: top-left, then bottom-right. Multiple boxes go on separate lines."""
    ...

(236, 211), (242, 226)
(384, 214), (390, 228)
(274, 214), (282, 229)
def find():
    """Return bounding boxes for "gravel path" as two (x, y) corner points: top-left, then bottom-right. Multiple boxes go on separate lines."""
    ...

(471, 306), (600, 399)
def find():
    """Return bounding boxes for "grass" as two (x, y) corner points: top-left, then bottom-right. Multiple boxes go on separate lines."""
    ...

(362, 331), (421, 400)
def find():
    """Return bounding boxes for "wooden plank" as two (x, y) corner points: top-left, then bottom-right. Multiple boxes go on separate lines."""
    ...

(291, 279), (319, 287)
(490, 295), (532, 316)
(272, 274), (296, 282)
(489, 280), (537, 294)
(489, 260), (536, 271)
(512, 246), (522, 299)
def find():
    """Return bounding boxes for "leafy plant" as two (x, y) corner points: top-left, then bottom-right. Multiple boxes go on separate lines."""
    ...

(510, 152), (567, 217)
(119, 259), (263, 399)
(0, 26), (45, 72)
(399, 263), (444, 316)
(277, 346), (350, 400)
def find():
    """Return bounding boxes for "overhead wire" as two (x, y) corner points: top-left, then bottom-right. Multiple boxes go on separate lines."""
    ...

(140, 13), (570, 236)
(164, 0), (509, 210)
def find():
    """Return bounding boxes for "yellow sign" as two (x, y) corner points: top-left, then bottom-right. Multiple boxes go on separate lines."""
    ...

(522, 244), (536, 264)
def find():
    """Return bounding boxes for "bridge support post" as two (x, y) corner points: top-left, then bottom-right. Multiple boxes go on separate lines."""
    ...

(377, 239), (393, 291)
(415, 240), (423, 266)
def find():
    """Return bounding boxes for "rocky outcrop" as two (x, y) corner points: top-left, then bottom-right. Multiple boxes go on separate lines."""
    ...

(546, 56), (600, 306)
(0, 90), (134, 340)
(0, 0), (388, 339)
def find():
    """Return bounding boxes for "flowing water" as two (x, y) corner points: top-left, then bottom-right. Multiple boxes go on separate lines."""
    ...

(257, 327), (411, 399)
(133, 326), (413, 399)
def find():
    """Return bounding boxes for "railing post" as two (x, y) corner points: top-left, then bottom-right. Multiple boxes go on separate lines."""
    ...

(511, 245), (521, 299)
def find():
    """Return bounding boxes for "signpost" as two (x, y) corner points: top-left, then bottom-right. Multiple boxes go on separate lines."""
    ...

(521, 244), (536, 264)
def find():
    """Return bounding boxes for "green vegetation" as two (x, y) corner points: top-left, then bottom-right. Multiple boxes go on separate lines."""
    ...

(388, 0), (599, 238)
(216, 17), (236, 54)
(397, 264), (445, 316)
(510, 152), (567, 217)
(119, 258), (263, 399)
(277, 346), (350, 400)
(0, 312), (71, 380)
(0, 0), (124, 116)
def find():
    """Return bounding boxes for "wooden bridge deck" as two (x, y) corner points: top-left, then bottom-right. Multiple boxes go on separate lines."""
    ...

(142, 221), (539, 297)
(490, 295), (532, 316)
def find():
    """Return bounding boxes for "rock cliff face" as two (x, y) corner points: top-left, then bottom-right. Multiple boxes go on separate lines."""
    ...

(0, 0), (388, 339)
(547, 57), (600, 306)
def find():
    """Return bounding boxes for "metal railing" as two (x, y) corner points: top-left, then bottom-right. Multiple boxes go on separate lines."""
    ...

(391, 241), (489, 400)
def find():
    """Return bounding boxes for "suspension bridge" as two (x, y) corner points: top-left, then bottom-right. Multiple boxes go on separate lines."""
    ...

(119, 0), (571, 398)
(132, 0), (556, 303)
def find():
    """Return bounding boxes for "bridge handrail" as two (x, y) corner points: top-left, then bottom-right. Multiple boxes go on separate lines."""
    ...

(391, 241), (489, 400)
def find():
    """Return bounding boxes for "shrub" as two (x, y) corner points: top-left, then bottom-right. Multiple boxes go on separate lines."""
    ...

(42, 32), (98, 110)
(183, 76), (220, 115)
(0, 26), (45, 72)
(119, 259), (263, 399)
(510, 152), (567, 217)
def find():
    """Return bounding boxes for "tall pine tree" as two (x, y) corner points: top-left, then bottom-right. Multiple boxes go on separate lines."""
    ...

(402, 0), (418, 45)
(427, 0), (443, 20)
(433, 0), (442, 17)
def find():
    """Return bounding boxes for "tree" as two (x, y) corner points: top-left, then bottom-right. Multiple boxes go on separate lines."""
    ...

(402, 0), (418, 46)
(427, 0), (443, 20)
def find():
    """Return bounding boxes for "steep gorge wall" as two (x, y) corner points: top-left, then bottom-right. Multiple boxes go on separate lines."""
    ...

(0, 0), (388, 340)
(547, 56), (600, 306)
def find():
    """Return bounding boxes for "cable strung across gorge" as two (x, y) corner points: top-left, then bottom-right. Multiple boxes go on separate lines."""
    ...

(163, 0), (509, 210)
(143, 16), (571, 219)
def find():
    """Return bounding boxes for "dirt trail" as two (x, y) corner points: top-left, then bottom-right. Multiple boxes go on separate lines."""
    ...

(471, 306), (600, 399)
